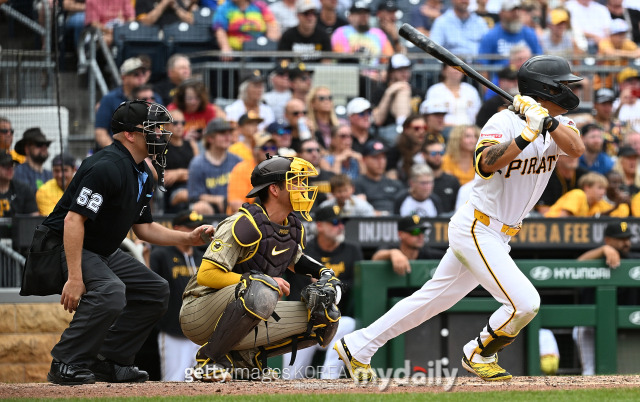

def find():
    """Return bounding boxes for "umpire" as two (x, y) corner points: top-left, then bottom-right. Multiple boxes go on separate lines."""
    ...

(22, 100), (214, 385)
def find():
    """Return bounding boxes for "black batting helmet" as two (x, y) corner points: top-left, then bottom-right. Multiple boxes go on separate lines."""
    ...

(517, 55), (583, 111)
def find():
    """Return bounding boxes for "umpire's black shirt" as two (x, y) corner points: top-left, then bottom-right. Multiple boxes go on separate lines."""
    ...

(43, 141), (155, 257)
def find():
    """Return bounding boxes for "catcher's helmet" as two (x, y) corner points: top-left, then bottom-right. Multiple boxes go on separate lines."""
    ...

(517, 55), (583, 111)
(111, 100), (173, 166)
(247, 155), (318, 221)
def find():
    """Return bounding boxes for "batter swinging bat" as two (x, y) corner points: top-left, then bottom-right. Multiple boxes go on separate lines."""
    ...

(398, 23), (514, 103)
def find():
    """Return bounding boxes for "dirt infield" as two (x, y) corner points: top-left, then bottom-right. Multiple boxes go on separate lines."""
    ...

(2, 376), (640, 398)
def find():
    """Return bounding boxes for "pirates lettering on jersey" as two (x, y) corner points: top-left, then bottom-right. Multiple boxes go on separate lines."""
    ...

(505, 155), (557, 178)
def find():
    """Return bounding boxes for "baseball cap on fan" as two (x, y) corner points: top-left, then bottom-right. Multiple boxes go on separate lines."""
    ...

(501, 0), (521, 11)
(346, 97), (371, 115)
(297, 0), (318, 13)
(595, 88), (616, 104)
(611, 18), (629, 35)
(419, 98), (448, 115)
(548, 8), (569, 25)
(362, 140), (387, 157)
(617, 67), (639, 84)
(172, 210), (205, 229)
(350, 1), (369, 13)
(398, 215), (428, 233)
(389, 54), (412, 71)
(120, 57), (146, 76)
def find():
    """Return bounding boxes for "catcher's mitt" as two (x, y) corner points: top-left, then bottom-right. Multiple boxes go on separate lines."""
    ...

(300, 269), (342, 327)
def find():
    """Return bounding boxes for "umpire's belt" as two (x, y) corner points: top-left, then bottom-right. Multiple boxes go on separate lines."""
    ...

(474, 209), (521, 236)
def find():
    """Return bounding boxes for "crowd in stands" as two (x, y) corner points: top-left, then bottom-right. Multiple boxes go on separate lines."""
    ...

(4, 0), (640, 221)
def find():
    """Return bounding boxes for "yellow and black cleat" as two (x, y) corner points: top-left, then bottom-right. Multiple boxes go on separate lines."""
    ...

(462, 355), (512, 382)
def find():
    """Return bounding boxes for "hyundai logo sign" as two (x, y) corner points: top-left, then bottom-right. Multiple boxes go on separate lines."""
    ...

(530, 266), (553, 281)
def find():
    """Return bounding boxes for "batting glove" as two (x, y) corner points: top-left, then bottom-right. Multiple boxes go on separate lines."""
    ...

(512, 94), (538, 114)
(521, 104), (550, 142)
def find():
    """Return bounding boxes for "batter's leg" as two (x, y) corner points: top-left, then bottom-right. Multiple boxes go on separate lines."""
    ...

(342, 248), (479, 364)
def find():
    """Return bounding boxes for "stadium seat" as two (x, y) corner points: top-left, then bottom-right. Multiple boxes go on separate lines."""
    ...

(242, 36), (278, 62)
(193, 7), (214, 26)
(113, 22), (168, 81)
(163, 21), (217, 58)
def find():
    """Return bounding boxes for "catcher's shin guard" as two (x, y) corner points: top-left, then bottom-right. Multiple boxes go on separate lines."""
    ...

(474, 321), (517, 357)
(200, 272), (280, 362)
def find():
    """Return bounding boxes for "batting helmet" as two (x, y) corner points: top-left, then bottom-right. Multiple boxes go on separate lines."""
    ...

(247, 155), (318, 221)
(517, 55), (583, 111)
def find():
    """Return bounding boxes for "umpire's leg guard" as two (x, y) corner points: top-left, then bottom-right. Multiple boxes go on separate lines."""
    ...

(199, 272), (280, 364)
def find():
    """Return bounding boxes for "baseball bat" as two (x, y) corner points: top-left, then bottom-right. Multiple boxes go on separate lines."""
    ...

(398, 23), (514, 103)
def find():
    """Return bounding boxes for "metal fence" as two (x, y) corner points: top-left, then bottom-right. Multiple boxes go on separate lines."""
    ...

(0, 239), (24, 288)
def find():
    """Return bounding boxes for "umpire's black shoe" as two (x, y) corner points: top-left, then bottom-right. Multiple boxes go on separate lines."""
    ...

(47, 360), (96, 386)
(91, 359), (149, 383)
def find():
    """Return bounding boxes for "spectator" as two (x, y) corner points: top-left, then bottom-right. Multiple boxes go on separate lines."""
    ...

(150, 210), (204, 381)
(613, 145), (640, 197)
(482, 41), (532, 101)
(595, 19), (640, 91)
(306, 86), (339, 150)
(566, 0), (612, 54)
(283, 205), (362, 379)
(0, 116), (24, 164)
(386, 114), (428, 183)
(0, 152), (38, 217)
(13, 128), (53, 195)
(592, 88), (628, 158)
(289, 63), (315, 102)
(354, 140), (405, 215)
(626, 131), (640, 156)
(429, 0), (489, 57)
(132, 85), (157, 103)
(263, 61), (292, 122)
(578, 123), (614, 175)
(213, 0), (280, 57)
(544, 172), (616, 217)
(424, 64), (482, 127)
(284, 98), (314, 151)
(136, 0), (198, 27)
(410, 0), (444, 36)
(95, 58), (161, 149)
(226, 132), (278, 213)
(228, 111), (264, 162)
(604, 170), (631, 217)
(62, 0), (87, 49)
(419, 99), (448, 145)
(375, 1), (404, 54)
(535, 155), (588, 215)
(475, 66), (518, 128)
(162, 109), (199, 214)
(225, 70), (275, 131)
(330, 1), (394, 66)
(574, 220), (640, 375)
(278, 0), (332, 63)
(614, 67), (640, 132)
(316, 0), (347, 36)
(423, 140), (460, 214)
(187, 118), (241, 215)
(539, 8), (579, 58)
(320, 124), (363, 181)
(269, 0), (298, 33)
(267, 121), (295, 155)
(346, 97), (374, 154)
(36, 154), (77, 216)
(474, 0), (498, 29)
(168, 79), (224, 145)
(299, 138), (334, 209)
(154, 54), (192, 106)
(371, 214), (445, 276)
(478, 0), (542, 69)
(394, 163), (443, 217)
(319, 174), (375, 216)
(371, 54), (423, 145)
(85, 0), (135, 47)
(441, 124), (479, 186)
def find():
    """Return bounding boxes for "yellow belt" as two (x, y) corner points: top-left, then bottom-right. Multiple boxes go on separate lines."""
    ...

(474, 209), (521, 237)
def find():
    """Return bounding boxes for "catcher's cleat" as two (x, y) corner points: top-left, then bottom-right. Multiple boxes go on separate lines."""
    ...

(462, 355), (512, 382)
(333, 337), (376, 383)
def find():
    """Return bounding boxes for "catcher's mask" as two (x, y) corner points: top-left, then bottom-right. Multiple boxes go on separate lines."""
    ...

(111, 100), (173, 167)
(246, 155), (318, 221)
(517, 55), (583, 111)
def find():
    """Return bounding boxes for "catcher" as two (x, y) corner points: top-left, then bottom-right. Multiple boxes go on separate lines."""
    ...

(180, 155), (342, 382)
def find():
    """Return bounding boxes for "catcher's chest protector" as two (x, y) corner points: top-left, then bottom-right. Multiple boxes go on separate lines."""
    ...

(235, 203), (303, 277)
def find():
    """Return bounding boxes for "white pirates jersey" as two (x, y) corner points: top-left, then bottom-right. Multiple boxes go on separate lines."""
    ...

(469, 109), (579, 227)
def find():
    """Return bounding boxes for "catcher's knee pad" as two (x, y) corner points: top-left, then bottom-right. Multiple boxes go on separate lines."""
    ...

(238, 271), (280, 321)
(475, 322), (517, 357)
(200, 273), (279, 362)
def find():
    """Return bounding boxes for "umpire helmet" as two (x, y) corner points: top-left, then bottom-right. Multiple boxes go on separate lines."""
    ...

(517, 55), (583, 111)
(247, 155), (318, 221)
(111, 100), (173, 167)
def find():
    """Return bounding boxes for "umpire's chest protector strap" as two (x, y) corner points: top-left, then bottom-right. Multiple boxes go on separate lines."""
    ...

(234, 203), (303, 277)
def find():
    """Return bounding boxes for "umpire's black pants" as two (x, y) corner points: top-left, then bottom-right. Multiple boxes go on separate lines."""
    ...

(51, 248), (169, 367)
